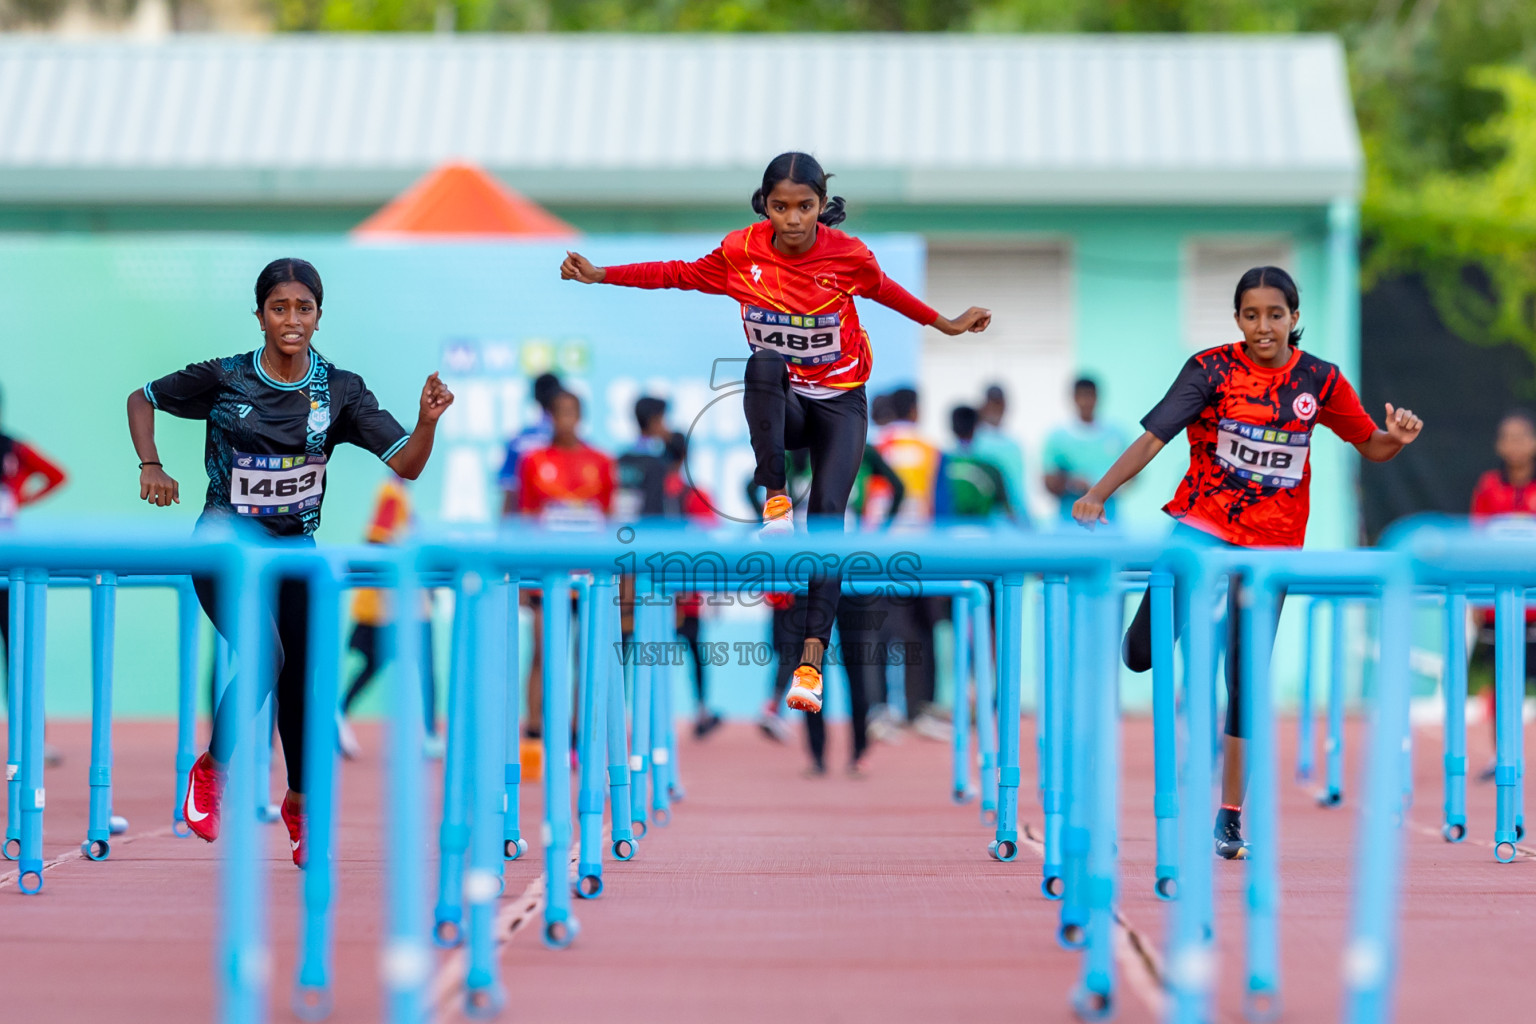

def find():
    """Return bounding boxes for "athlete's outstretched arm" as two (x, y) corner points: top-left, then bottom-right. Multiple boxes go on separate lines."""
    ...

(127, 389), (179, 507)
(1073, 431), (1167, 526)
(386, 373), (455, 480)
(866, 275), (990, 335)
(1353, 403), (1423, 462)
(560, 249), (731, 295)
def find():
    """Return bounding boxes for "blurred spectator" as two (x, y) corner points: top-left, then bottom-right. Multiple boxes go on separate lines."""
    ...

(615, 395), (672, 521)
(498, 371), (564, 519)
(1469, 409), (1536, 778)
(937, 405), (1016, 524)
(871, 387), (949, 741)
(662, 430), (725, 738)
(337, 474), (440, 760)
(972, 383), (1028, 518)
(1, 384), (68, 766)
(518, 390), (615, 737)
(1043, 377), (1128, 523)
(518, 390), (615, 528)
(871, 387), (939, 529)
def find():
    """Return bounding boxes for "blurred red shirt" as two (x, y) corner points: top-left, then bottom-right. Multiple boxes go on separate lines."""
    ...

(1470, 469), (1536, 625)
(518, 443), (615, 527)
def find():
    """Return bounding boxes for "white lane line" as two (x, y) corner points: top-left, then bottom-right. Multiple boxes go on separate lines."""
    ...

(430, 844), (579, 1022)
(1019, 821), (1167, 1018)
(0, 824), (178, 891)
(1407, 819), (1536, 859)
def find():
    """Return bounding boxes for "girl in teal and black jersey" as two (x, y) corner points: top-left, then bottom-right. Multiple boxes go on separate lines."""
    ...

(126, 258), (454, 866)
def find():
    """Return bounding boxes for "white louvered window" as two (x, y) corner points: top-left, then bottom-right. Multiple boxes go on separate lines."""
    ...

(920, 242), (1073, 522)
(1183, 238), (1295, 351)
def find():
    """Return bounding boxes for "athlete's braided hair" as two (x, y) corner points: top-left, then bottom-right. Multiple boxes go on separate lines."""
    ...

(255, 258), (324, 313)
(751, 152), (847, 228)
(1234, 266), (1304, 343)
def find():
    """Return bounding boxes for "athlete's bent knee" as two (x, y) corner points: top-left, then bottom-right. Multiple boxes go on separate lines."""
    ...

(745, 348), (785, 384)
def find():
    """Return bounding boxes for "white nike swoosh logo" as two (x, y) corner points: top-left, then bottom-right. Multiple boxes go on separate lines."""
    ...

(290, 839), (301, 851)
(185, 788), (209, 823)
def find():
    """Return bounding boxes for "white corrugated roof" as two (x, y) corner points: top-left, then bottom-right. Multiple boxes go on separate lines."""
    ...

(0, 34), (1361, 205)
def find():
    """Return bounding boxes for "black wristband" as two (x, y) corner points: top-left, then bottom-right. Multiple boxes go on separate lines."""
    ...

(139, 461), (162, 469)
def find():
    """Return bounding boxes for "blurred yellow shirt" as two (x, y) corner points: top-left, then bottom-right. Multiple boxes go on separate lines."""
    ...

(351, 478), (427, 625)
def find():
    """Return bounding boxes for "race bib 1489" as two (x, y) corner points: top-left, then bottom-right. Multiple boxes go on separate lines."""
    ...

(230, 452), (326, 516)
(1215, 420), (1309, 489)
(742, 306), (842, 367)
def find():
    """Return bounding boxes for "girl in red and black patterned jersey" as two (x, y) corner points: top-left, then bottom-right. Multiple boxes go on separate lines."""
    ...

(1, 388), (68, 755)
(561, 152), (992, 720)
(1468, 410), (1536, 776)
(1073, 266), (1423, 859)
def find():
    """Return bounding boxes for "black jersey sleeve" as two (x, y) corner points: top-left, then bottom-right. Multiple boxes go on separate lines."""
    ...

(144, 360), (224, 420)
(339, 376), (411, 463)
(1141, 355), (1216, 443)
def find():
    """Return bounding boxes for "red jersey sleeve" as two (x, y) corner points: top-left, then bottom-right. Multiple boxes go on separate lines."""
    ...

(10, 442), (67, 507)
(1317, 374), (1379, 445)
(869, 275), (939, 325)
(848, 248), (938, 325)
(603, 248), (731, 296)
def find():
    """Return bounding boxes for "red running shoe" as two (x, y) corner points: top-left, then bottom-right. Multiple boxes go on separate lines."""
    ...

(182, 751), (226, 844)
(281, 794), (307, 869)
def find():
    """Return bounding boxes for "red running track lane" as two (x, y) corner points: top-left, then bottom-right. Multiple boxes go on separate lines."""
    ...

(1, 716), (1530, 1024)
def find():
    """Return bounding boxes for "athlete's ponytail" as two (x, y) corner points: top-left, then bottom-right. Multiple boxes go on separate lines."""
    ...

(255, 258), (324, 313)
(1234, 266), (1303, 343)
(751, 152), (847, 228)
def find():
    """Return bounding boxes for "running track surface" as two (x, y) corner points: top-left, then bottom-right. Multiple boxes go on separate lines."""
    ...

(1, 716), (1530, 1024)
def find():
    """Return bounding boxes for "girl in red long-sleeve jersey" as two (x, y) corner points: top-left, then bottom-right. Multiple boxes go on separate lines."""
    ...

(561, 152), (992, 715)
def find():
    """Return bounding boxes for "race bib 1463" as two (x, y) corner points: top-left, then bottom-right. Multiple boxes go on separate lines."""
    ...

(742, 305), (841, 367)
(1214, 420), (1309, 489)
(230, 452), (326, 516)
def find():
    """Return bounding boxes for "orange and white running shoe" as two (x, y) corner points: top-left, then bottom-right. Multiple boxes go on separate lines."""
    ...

(761, 495), (794, 537)
(785, 664), (824, 714)
(281, 793), (307, 869)
(183, 751), (227, 844)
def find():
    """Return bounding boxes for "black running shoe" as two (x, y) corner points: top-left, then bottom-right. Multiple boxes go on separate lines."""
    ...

(1214, 817), (1250, 860)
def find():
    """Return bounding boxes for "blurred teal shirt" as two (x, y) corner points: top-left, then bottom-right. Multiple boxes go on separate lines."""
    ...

(970, 425), (1028, 524)
(1042, 420), (1129, 522)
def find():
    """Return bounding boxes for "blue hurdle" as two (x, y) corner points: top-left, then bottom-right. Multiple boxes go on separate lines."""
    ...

(12, 522), (1530, 1024)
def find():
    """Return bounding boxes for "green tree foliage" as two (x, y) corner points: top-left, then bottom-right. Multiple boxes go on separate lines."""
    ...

(1365, 66), (1536, 359)
(269, 0), (1536, 360)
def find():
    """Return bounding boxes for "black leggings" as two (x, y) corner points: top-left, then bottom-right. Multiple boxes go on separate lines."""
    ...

(675, 613), (708, 708)
(743, 349), (867, 645)
(341, 622), (439, 737)
(195, 575), (311, 793)
(1122, 573), (1284, 740)
(773, 602), (874, 767)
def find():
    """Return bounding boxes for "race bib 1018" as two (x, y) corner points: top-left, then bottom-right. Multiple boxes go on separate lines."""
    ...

(1215, 420), (1309, 489)
(742, 305), (842, 367)
(230, 452), (326, 516)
